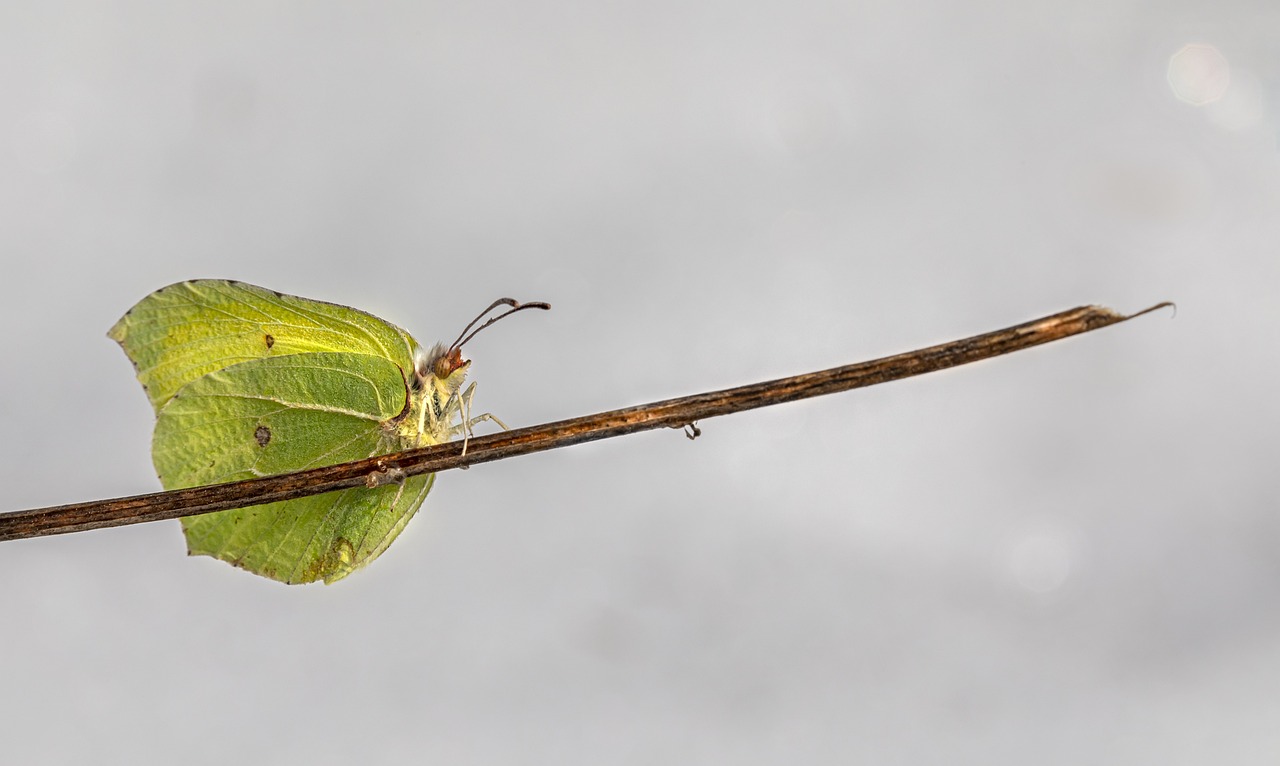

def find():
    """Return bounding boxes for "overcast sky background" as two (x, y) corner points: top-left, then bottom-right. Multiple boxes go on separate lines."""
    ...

(1, 1), (1277, 764)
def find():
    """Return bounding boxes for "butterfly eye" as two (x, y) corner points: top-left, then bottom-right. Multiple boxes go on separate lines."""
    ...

(433, 348), (458, 379)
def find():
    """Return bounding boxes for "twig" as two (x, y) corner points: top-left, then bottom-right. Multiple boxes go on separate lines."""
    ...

(0, 302), (1171, 542)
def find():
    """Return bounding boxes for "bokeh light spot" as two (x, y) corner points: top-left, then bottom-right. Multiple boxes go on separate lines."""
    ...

(1167, 43), (1230, 106)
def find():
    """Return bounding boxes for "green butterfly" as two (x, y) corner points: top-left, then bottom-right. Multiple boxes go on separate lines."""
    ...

(109, 280), (546, 585)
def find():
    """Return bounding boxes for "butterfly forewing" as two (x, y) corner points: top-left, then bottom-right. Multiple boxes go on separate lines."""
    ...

(109, 280), (419, 413)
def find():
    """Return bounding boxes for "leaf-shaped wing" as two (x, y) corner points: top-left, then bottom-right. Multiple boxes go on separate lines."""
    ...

(153, 352), (429, 584)
(109, 280), (421, 412)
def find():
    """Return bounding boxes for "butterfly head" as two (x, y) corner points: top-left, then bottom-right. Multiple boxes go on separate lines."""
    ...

(402, 298), (549, 446)
(414, 343), (470, 399)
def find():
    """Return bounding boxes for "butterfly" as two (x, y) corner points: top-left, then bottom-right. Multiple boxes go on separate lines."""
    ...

(109, 280), (546, 584)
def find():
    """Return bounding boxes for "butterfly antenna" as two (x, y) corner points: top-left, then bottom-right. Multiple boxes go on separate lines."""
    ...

(448, 299), (518, 350)
(449, 298), (551, 351)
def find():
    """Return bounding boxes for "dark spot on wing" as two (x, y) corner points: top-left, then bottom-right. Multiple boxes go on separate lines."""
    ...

(264, 333), (275, 350)
(255, 425), (271, 447)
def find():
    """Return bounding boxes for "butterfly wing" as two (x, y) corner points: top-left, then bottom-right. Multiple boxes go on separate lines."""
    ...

(110, 280), (443, 584)
(108, 279), (420, 413)
(153, 352), (431, 584)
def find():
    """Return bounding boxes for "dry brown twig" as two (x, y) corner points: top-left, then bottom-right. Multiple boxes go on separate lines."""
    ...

(0, 302), (1172, 542)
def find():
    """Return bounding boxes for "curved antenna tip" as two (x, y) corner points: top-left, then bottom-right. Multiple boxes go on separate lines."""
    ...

(449, 297), (552, 351)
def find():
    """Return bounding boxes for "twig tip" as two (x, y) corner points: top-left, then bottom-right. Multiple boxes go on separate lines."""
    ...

(1127, 301), (1177, 320)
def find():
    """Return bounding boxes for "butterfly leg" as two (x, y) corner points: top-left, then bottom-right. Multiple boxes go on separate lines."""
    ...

(465, 412), (510, 431)
(456, 384), (513, 458)
(458, 382), (510, 430)
(457, 382), (477, 457)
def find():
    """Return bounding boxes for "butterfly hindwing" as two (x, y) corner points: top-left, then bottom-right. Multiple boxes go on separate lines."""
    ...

(151, 351), (431, 584)
(180, 480), (434, 585)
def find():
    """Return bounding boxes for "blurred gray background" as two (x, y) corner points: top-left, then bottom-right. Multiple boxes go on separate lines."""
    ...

(0, 1), (1275, 763)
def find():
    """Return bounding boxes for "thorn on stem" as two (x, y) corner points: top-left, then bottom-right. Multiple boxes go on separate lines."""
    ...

(365, 462), (407, 489)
